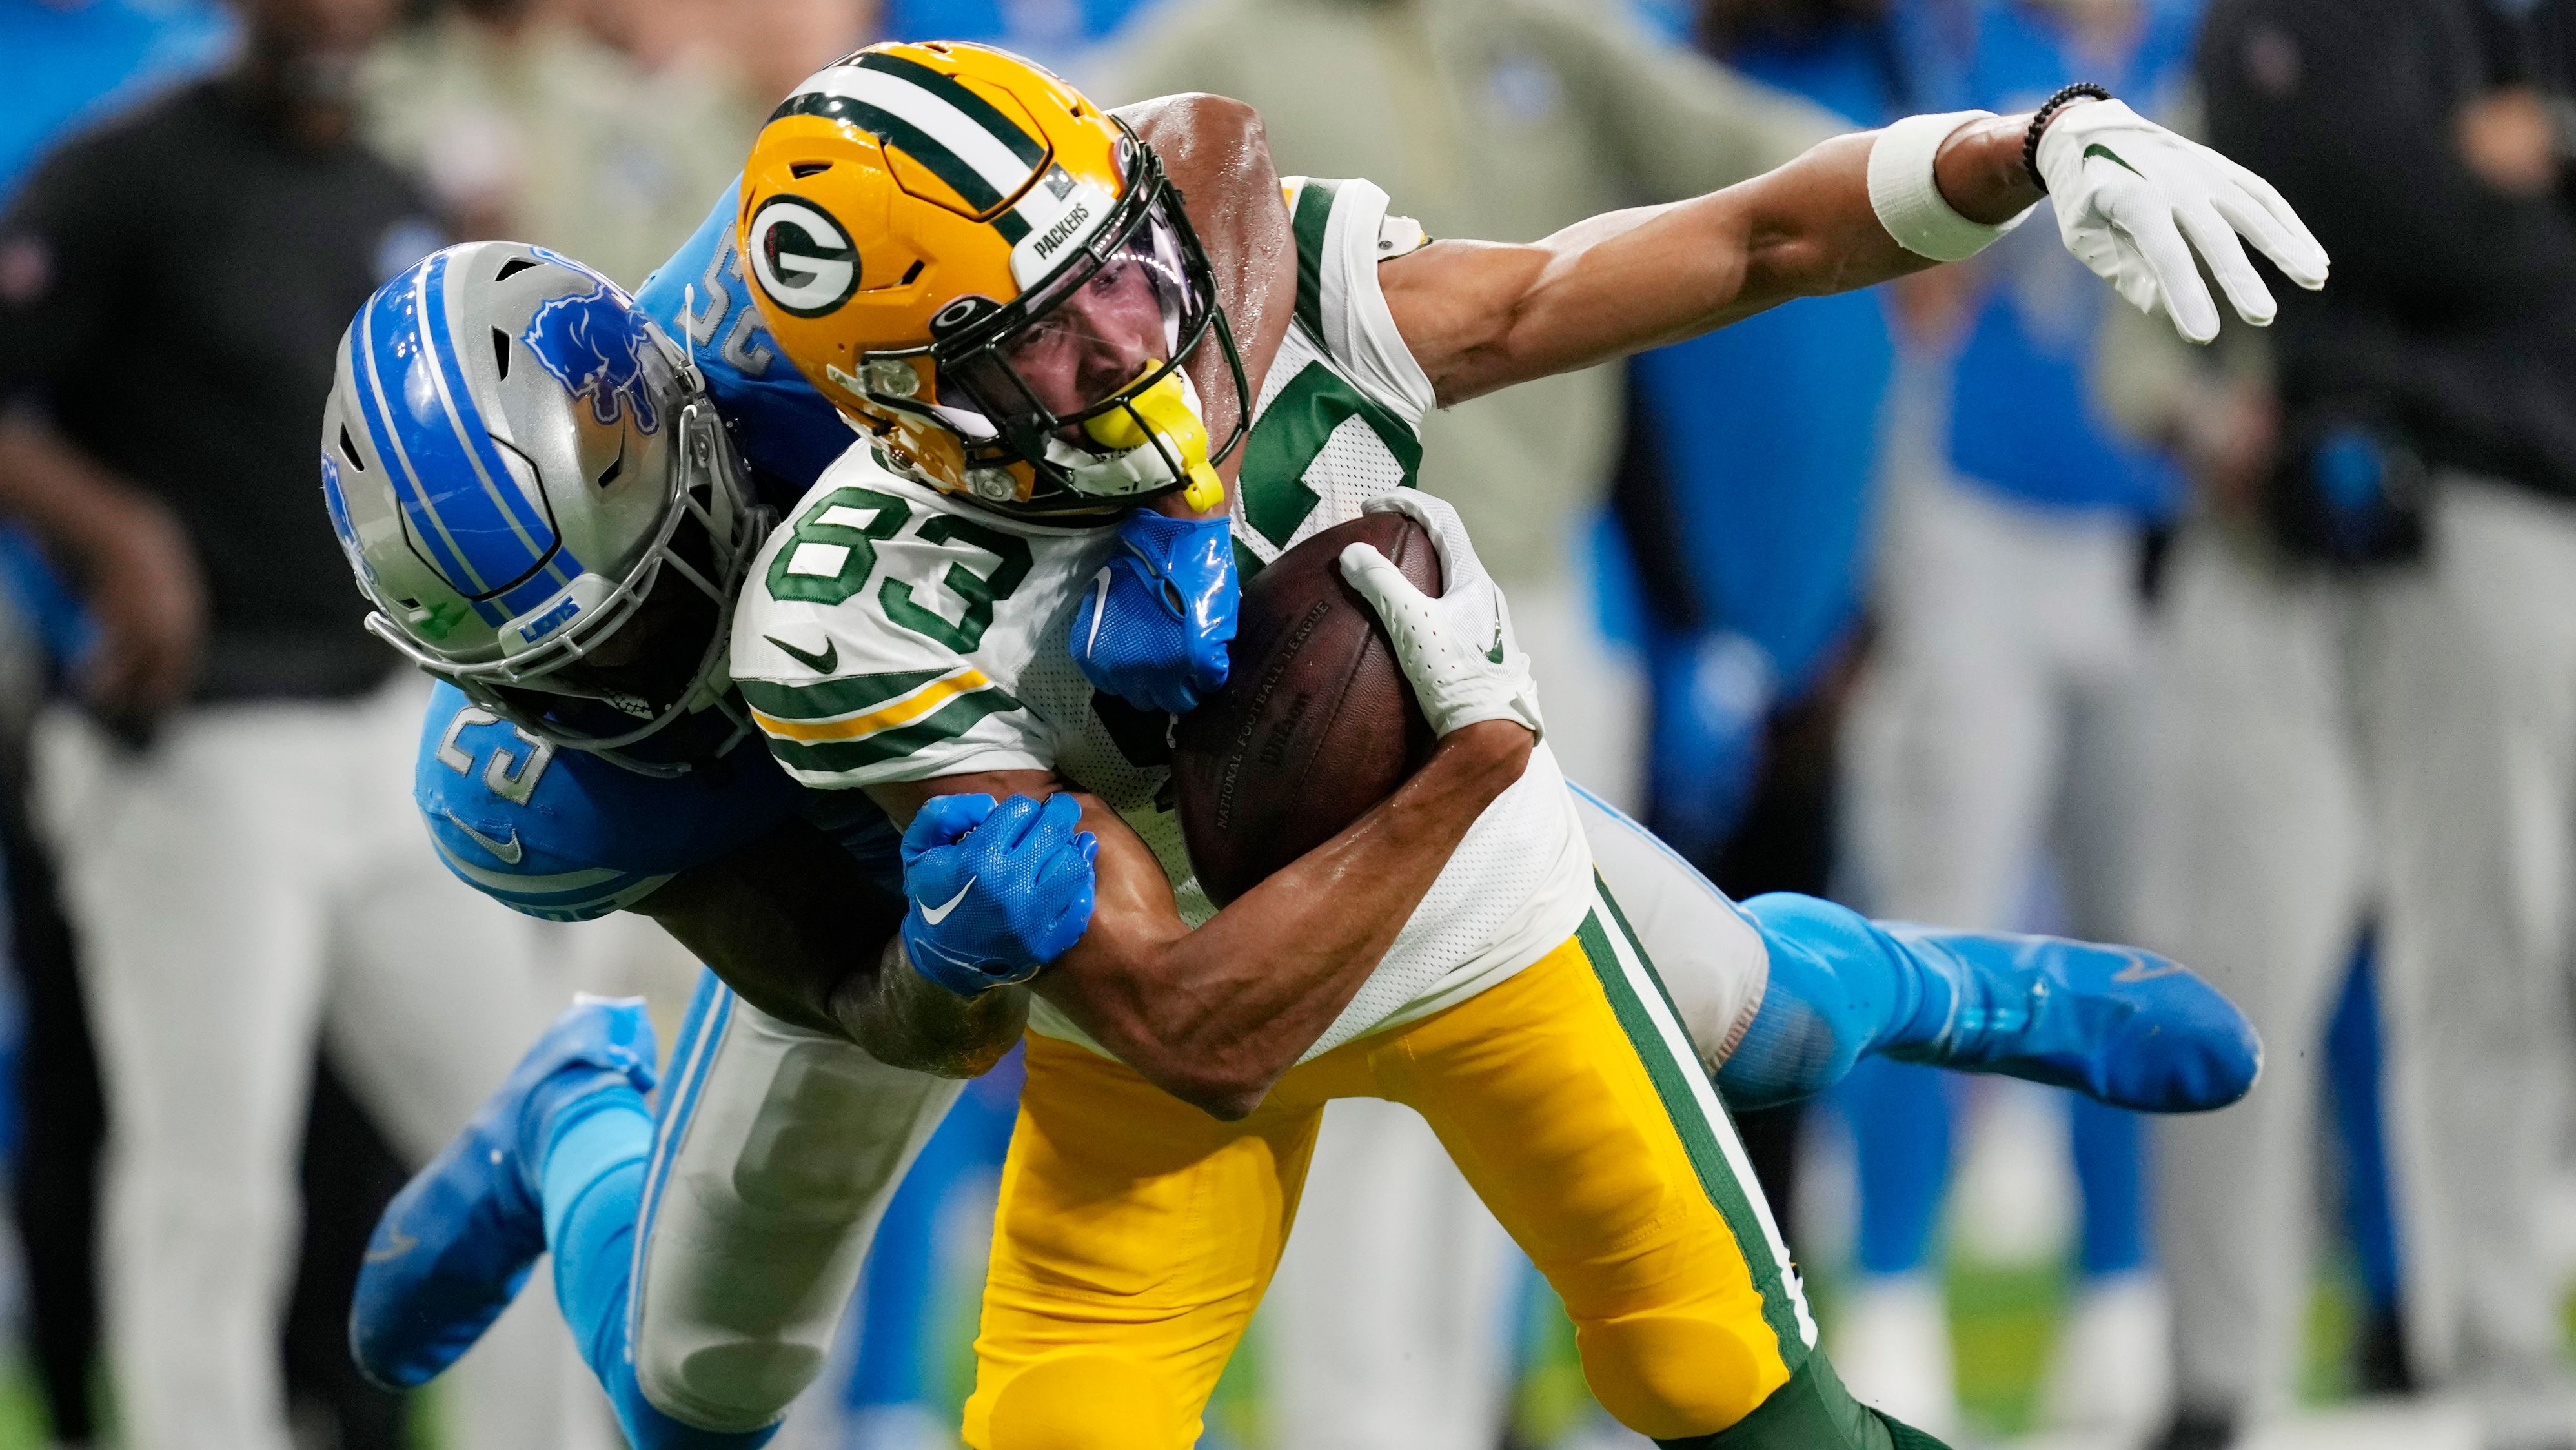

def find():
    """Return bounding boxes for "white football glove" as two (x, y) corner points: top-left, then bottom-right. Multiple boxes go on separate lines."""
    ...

(2035, 98), (2331, 344)
(1337, 491), (1544, 741)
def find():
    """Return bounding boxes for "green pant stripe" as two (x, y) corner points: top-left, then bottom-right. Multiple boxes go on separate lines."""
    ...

(1576, 901), (1814, 1370)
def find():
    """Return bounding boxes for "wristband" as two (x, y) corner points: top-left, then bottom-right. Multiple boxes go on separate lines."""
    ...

(1867, 111), (2034, 263)
(2023, 83), (2113, 195)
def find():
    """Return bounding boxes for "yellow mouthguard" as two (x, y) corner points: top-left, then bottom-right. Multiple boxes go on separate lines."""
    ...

(1084, 365), (1224, 513)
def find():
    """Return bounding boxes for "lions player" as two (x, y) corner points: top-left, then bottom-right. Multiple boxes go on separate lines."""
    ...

(336, 69), (2278, 1450)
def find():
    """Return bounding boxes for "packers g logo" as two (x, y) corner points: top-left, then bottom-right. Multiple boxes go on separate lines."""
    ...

(747, 195), (860, 318)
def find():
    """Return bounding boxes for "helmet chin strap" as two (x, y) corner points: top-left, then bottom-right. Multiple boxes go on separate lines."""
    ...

(1053, 366), (1225, 509)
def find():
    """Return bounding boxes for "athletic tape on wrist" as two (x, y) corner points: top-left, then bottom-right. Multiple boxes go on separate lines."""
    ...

(1867, 110), (2033, 263)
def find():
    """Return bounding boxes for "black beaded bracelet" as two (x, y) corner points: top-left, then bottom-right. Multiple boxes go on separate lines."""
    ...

(2023, 81), (2112, 194)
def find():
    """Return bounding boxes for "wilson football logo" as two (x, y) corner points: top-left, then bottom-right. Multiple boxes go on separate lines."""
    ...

(747, 196), (860, 318)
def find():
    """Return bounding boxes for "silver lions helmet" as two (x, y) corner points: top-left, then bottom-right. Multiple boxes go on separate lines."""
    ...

(321, 240), (769, 773)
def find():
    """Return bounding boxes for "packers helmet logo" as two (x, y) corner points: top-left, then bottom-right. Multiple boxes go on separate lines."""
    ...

(747, 195), (860, 318)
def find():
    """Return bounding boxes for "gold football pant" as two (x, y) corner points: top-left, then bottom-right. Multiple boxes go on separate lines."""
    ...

(963, 881), (1938, 1450)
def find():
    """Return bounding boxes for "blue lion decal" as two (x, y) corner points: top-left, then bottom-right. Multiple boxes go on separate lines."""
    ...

(522, 280), (662, 435)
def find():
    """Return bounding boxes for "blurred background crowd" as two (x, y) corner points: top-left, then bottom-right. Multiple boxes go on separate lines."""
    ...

(4, 0), (2576, 1447)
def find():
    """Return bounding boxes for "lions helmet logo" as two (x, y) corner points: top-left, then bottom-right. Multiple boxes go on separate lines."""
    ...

(521, 281), (662, 435)
(747, 195), (860, 318)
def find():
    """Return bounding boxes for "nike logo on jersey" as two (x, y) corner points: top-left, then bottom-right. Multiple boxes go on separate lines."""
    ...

(364, 1229), (420, 1263)
(919, 878), (975, 926)
(767, 634), (838, 674)
(449, 815), (524, 866)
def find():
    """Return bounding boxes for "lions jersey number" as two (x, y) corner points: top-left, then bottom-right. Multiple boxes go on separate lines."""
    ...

(432, 704), (556, 806)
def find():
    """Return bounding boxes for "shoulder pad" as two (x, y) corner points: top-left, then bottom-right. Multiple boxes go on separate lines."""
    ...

(635, 177), (858, 504)
(413, 682), (809, 920)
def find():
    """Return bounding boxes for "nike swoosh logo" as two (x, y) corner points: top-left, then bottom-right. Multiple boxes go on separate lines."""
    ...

(449, 815), (523, 866)
(364, 1229), (420, 1264)
(2083, 142), (2141, 178)
(2113, 955), (2188, 984)
(1486, 608), (1506, 665)
(766, 634), (838, 674)
(919, 877), (975, 926)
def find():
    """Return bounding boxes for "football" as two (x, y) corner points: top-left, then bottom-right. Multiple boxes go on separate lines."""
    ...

(1171, 511), (1443, 907)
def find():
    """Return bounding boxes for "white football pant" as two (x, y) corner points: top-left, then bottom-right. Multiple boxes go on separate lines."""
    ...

(2142, 478), (2576, 1425)
(34, 675), (598, 1450)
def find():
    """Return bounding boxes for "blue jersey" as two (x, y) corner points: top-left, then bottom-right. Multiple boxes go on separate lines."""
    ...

(1618, 18), (1916, 697)
(1941, 0), (2199, 520)
(633, 178), (855, 513)
(412, 185), (894, 922)
(415, 685), (901, 921)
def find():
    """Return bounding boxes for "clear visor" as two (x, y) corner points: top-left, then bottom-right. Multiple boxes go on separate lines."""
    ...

(941, 199), (1212, 453)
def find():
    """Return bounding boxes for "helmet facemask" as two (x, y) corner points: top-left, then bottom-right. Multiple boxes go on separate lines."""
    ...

(851, 130), (1251, 520)
(366, 393), (770, 776)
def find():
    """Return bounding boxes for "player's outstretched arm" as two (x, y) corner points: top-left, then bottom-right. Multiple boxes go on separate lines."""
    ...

(867, 720), (1531, 1121)
(634, 819), (1029, 1078)
(1386, 96), (2331, 407)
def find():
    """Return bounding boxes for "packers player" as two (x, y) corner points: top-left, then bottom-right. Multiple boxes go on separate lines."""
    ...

(337, 65), (2272, 1450)
(722, 45), (2311, 1450)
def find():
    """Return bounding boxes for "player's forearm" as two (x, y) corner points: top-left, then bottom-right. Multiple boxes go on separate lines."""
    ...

(1410, 115), (2045, 406)
(833, 939), (1029, 1079)
(639, 826), (1024, 1076)
(1044, 720), (1533, 1119)
(0, 414), (183, 584)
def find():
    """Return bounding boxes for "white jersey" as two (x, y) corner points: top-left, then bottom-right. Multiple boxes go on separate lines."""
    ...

(732, 176), (1594, 1061)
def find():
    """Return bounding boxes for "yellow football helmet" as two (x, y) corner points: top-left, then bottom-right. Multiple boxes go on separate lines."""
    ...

(736, 41), (1248, 520)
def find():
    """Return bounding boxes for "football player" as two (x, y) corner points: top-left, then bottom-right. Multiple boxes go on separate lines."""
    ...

(335, 68), (2273, 1450)
(719, 45), (2311, 1450)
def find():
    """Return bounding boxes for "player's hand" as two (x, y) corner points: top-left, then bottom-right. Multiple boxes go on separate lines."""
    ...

(2034, 98), (2330, 344)
(81, 492), (205, 744)
(1337, 491), (1543, 741)
(898, 792), (1098, 997)
(1067, 509), (1237, 715)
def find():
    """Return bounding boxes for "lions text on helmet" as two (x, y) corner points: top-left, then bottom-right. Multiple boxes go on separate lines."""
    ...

(735, 41), (1246, 521)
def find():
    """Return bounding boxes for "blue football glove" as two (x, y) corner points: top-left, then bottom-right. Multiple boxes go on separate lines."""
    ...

(1648, 631), (1776, 860)
(1068, 509), (1237, 715)
(898, 792), (1098, 997)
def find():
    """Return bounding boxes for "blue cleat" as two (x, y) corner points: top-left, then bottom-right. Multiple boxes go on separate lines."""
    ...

(350, 996), (658, 1389)
(1880, 925), (2263, 1113)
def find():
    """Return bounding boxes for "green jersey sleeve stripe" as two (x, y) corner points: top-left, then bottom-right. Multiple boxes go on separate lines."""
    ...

(1291, 178), (1340, 345)
(761, 686), (1025, 777)
(738, 668), (953, 723)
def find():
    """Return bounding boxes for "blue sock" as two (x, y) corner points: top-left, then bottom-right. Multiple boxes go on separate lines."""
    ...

(538, 1096), (780, 1450)
(2069, 1094), (2148, 1278)
(2326, 935), (2404, 1312)
(1838, 1055), (1955, 1278)
(1719, 894), (1951, 1108)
